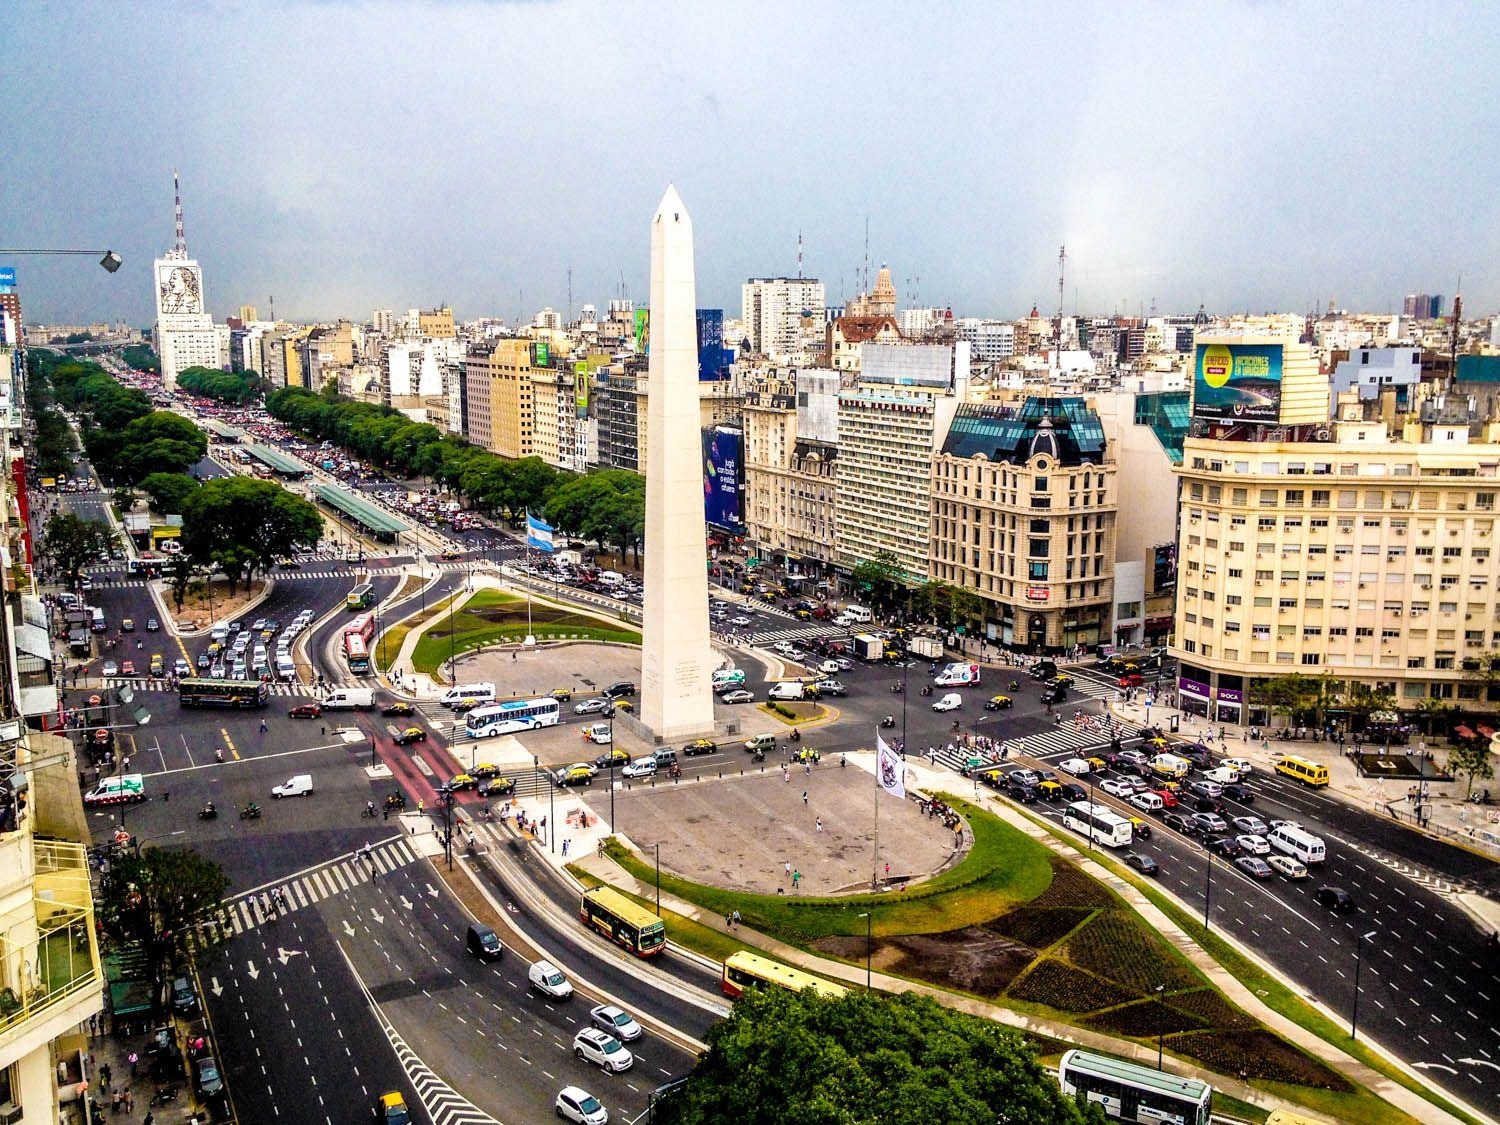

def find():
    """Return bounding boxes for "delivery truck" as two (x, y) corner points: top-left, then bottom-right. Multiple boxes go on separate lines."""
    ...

(321, 687), (374, 710)
(908, 636), (944, 660)
(853, 635), (884, 662)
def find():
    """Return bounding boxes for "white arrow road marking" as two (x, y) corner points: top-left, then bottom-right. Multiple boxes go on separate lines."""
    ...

(246, 961), (259, 981)
(210, 977), (223, 997)
(400, 895), (413, 911)
(1413, 1062), (1458, 1074)
(369, 908), (385, 924)
(343, 920), (357, 937)
(1460, 1057), (1500, 1073)
(276, 947), (305, 965)
(425, 883), (439, 899)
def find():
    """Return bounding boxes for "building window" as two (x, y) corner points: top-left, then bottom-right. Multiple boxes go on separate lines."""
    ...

(1029, 561), (1049, 580)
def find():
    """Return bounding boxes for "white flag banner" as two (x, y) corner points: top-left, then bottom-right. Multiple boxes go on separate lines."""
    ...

(875, 731), (905, 799)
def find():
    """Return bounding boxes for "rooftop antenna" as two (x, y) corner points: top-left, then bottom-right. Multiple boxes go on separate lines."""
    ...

(1056, 243), (1066, 348)
(268, 295), (274, 322)
(172, 168), (187, 256)
(863, 217), (870, 295)
(797, 230), (803, 280)
(567, 267), (573, 324)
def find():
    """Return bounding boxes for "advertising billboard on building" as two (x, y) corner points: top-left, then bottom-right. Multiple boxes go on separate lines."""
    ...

(532, 340), (551, 368)
(696, 308), (733, 381)
(573, 362), (589, 415)
(702, 426), (744, 535)
(633, 309), (650, 355)
(0, 267), (15, 293)
(1192, 342), (1284, 422)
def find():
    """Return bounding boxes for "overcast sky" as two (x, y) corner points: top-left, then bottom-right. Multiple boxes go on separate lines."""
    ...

(7, 1), (1500, 327)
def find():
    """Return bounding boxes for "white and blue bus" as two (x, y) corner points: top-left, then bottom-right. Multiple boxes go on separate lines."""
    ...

(1061, 801), (1134, 848)
(1058, 1049), (1212, 1125)
(465, 697), (562, 738)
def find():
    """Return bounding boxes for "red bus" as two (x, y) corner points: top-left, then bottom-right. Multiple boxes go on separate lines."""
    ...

(343, 613), (376, 674)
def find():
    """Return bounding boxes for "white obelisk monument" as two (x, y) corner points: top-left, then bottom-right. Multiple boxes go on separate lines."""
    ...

(641, 185), (716, 742)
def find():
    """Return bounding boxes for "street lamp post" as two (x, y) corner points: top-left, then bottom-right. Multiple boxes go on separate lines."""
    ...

(608, 716), (616, 829)
(653, 842), (661, 916)
(1203, 849), (1213, 931)
(1351, 929), (1377, 1041)
(1155, 984), (1167, 1069)
(857, 911), (872, 990)
(0, 247), (122, 272)
(439, 784), (453, 871)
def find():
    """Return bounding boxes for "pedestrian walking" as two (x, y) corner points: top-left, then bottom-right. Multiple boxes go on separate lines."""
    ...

(784, 860), (792, 879)
(124, 1088), (134, 1112)
(561, 838), (570, 857)
(801, 790), (808, 806)
(732, 909), (741, 928)
(99, 1061), (110, 1086)
(128, 1051), (138, 1076)
(259, 718), (268, 733)
(791, 869), (801, 889)
(884, 861), (891, 880)
(815, 817), (822, 832)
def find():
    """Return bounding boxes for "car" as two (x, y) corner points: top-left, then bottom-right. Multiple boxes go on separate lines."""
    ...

(380, 701), (415, 716)
(603, 681), (636, 698)
(375, 1091), (412, 1125)
(575, 697), (613, 715)
(1058, 757), (1092, 777)
(984, 694), (1014, 710)
(1040, 685), (1067, 706)
(1151, 787), (1179, 807)
(478, 776), (516, 798)
(622, 757), (657, 779)
(1032, 778), (1061, 801)
(171, 976), (198, 1013)
(1231, 815), (1269, 836)
(555, 1086), (608, 1125)
(1191, 794), (1226, 815)
(1236, 833), (1270, 856)
(1118, 672), (1145, 688)
(289, 702), (322, 719)
(102, 659), (119, 677)
(1122, 851), (1159, 876)
(1315, 885), (1354, 913)
(391, 727), (427, 745)
(447, 773), (479, 791)
(550, 687), (574, 702)
(1116, 749), (1149, 768)
(721, 689), (754, 704)
(194, 1055), (223, 1098)
(251, 618), (269, 632)
(173, 658), (190, 677)
(813, 679), (847, 696)
(1192, 812), (1228, 835)
(555, 764), (596, 787)
(440, 550), (463, 561)
(731, 615), (751, 626)
(121, 618), (135, 632)
(1100, 778), (1135, 798)
(148, 654), (164, 676)
(196, 652), (210, 669)
(1223, 782), (1256, 804)
(1162, 812), (1197, 835)
(583, 722), (613, 744)
(612, 699), (635, 714)
(573, 1027), (634, 1072)
(592, 748), (630, 771)
(1186, 779), (1223, 799)
(1221, 757), (1254, 775)
(1206, 835), (1242, 858)
(1127, 792), (1162, 814)
(831, 656), (854, 671)
(471, 762), (502, 778)
(1266, 854), (1308, 880)
(931, 693), (962, 712)
(146, 617), (160, 631)
(1235, 856), (1274, 879)
(1053, 782), (1084, 802)
(683, 738), (718, 757)
(1007, 782), (1038, 803)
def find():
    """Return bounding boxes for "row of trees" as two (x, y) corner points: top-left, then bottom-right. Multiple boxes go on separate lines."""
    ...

(177, 364), (264, 404)
(266, 386), (648, 558)
(121, 343), (160, 373)
(848, 551), (986, 635)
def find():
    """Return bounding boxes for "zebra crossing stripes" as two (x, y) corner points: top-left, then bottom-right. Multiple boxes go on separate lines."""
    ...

(748, 624), (845, 646)
(101, 677), (317, 696)
(381, 1005), (497, 1125)
(931, 721), (1127, 773)
(221, 837), (419, 935)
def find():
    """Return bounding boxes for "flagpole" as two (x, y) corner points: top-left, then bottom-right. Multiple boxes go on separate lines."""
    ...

(873, 759), (880, 891)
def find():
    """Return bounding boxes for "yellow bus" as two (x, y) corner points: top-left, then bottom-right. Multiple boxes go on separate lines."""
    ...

(720, 950), (848, 1000)
(580, 886), (666, 957)
(1274, 755), (1330, 787)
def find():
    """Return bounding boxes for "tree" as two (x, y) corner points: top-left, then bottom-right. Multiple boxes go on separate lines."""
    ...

(163, 551), (196, 613)
(176, 366), (263, 404)
(113, 411), (208, 483)
(851, 550), (905, 616)
(40, 512), (113, 588)
(95, 847), (229, 1014)
(121, 344), (160, 373)
(139, 472), (200, 515)
(656, 987), (1104, 1125)
(181, 477), (323, 593)
(1447, 739), (1495, 797)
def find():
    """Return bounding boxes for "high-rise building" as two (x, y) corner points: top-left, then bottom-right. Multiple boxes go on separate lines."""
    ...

(1402, 293), (1444, 319)
(743, 372), (840, 571)
(153, 171), (220, 389)
(741, 277), (825, 359)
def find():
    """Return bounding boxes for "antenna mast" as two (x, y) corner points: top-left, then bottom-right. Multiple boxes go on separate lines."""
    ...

(173, 168), (187, 256)
(1056, 244), (1066, 346)
(797, 230), (803, 280)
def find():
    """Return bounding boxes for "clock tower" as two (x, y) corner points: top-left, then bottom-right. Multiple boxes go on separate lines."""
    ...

(152, 169), (220, 389)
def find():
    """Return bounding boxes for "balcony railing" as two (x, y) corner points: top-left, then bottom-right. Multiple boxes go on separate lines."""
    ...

(0, 840), (101, 1040)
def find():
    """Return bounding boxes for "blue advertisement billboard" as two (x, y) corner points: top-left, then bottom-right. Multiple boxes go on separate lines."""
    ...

(0, 267), (14, 293)
(702, 426), (744, 534)
(696, 308), (733, 381)
(1192, 342), (1284, 422)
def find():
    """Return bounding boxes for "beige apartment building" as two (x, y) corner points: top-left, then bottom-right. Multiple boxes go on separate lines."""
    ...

(931, 397), (1118, 651)
(742, 380), (838, 568)
(418, 306), (456, 339)
(1173, 397), (1500, 725)
(462, 339), (590, 470)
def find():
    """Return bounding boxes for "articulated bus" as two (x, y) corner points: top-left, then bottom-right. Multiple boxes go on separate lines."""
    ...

(346, 583), (375, 610)
(720, 951), (848, 1001)
(178, 677), (270, 709)
(464, 698), (561, 738)
(1058, 1049), (1212, 1125)
(580, 886), (666, 957)
(343, 613), (376, 674)
(1061, 801), (1134, 848)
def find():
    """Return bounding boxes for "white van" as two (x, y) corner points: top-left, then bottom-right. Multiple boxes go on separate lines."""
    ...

(323, 687), (374, 709)
(1202, 766), (1241, 785)
(712, 669), (746, 692)
(1267, 823), (1327, 865)
(1150, 753), (1191, 781)
(443, 683), (496, 709)
(271, 774), (313, 798)
(211, 623), (230, 644)
(839, 605), (873, 625)
(596, 571), (624, 588)
(528, 959), (573, 999)
(768, 681), (806, 701)
(275, 654), (296, 681)
(934, 662), (981, 687)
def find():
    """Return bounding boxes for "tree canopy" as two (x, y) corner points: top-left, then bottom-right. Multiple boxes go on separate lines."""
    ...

(657, 987), (1104, 1125)
(121, 344), (160, 373)
(181, 476), (323, 592)
(95, 846), (229, 1014)
(139, 471), (201, 516)
(41, 512), (115, 588)
(177, 365), (263, 404)
(544, 470), (644, 560)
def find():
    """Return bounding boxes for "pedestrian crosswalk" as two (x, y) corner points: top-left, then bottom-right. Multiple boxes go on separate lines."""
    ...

(100, 677), (319, 696)
(217, 836), (420, 936)
(929, 716), (1132, 773)
(748, 623), (846, 646)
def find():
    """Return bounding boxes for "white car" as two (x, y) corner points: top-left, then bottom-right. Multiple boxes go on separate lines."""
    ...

(573, 1027), (634, 1072)
(1265, 854), (1308, 880)
(1231, 815), (1269, 836)
(731, 616), (751, 627)
(1059, 757), (1092, 777)
(555, 1085), (608, 1125)
(102, 660), (119, 677)
(720, 689), (754, 704)
(1221, 757), (1254, 775)
(819, 659), (841, 675)
(774, 641), (796, 656)
(1236, 833), (1271, 856)
(931, 693), (962, 712)
(589, 1004), (642, 1042)
(621, 757), (657, 779)
(574, 697), (613, 715)
(1100, 778), (1135, 798)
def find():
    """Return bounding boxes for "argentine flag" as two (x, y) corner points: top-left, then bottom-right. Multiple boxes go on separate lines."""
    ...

(525, 511), (555, 553)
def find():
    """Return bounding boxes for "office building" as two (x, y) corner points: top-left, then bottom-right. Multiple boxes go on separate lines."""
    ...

(743, 372), (840, 571)
(152, 171), (220, 389)
(741, 277), (825, 359)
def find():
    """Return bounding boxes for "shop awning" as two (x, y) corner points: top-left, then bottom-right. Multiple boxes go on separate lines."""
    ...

(1453, 724), (1477, 740)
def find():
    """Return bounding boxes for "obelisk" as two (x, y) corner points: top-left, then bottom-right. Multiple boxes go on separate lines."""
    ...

(641, 184), (715, 741)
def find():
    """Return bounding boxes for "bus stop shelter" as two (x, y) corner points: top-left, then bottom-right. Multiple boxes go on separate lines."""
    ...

(314, 484), (409, 544)
(244, 443), (311, 479)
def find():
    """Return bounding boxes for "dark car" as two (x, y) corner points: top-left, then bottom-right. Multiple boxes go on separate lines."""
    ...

(390, 726), (427, 745)
(1029, 663), (1058, 681)
(1205, 835), (1242, 858)
(1040, 685), (1068, 706)
(1191, 794), (1226, 815)
(171, 976), (198, 1013)
(1223, 782), (1256, 804)
(195, 1055), (224, 1098)
(1315, 885), (1354, 913)
(478, 777), (516, 798)
(1122, 851), (1159, 876)
(683, 739), (718, 757)
(1162, 812), (1197, 835)
(603, 681), (636, 699)
(1007, 782), (1038, 804)
(1059, 782), (1088, 802)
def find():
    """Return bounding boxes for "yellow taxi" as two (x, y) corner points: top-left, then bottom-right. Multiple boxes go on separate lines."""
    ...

(612, 699), (635, 714)
(377, 1092), (411, 1125)
(447, 773), (479, 791)
(550, 687), (574, 702)
(1049, 673), (1074, 687)
(1085, 756), (1109, 774)
(471, 762), (502, 778)
(1036, 779), (1064, 801)
(554, 763), (596, 787)
(984, 694), (1014, 711)
(149, 653), (165, 676)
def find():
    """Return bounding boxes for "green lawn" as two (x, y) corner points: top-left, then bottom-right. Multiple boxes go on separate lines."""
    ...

(409, 589), (640, 675)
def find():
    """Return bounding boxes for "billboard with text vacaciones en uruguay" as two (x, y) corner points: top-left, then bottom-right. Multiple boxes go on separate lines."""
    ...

(1192, 342), (1284, 422)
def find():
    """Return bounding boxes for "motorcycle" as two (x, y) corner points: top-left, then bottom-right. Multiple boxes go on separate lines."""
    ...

(890, 682), (903, 694)
(239, 803), (261, 820)
(198, 802), (217, 820)
(919, 686), (933, 697)
(361, 803), (378, 819)
(751, 749), (766, 763)
(668, 764), (682, 780)
(881, 716), (896, 729)
(1008, 680), (1020, 691)
(789, 728), (801, 743)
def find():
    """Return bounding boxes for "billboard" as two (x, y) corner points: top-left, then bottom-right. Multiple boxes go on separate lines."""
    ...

(633, 309), (650, 355)
(696, 308), (733, 381)
(573, 361), (589, 414)
(1153, 543), (1177, 591)
(532, 340), (551, 368)
(1192, 342), (1283, 422)
(0, 266), (14, 293)
(702, 426), (744, 534)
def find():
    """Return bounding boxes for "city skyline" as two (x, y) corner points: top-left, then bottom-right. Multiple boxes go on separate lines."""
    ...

(6, 0), (1500, 324)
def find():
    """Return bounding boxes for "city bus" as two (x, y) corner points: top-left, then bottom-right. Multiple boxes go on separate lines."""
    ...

(343, 613), (376, 674)
(464, 698), (561, 738)
(1061, 801), (1135, 848)
(178, 677), (270, 709)
(580, 886), (666, 957)
(720, 951), (848, 1000)
(1058, 1049), (1212, 1125)
(346, 583), (374, 610)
